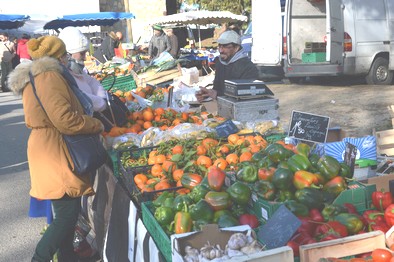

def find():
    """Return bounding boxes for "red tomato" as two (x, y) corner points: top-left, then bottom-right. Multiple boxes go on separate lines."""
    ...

(371, 248), (393, 262)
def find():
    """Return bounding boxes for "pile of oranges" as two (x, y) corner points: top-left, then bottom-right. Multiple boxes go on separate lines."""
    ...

(130, 133), (268, 193)
(103, 106), (214, 137)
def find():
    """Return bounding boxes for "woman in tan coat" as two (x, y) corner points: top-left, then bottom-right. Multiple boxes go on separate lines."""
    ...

(8, 36), (104, 262)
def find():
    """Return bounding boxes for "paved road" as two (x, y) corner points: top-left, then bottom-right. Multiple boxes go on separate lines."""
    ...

(0, 92), (46, 262)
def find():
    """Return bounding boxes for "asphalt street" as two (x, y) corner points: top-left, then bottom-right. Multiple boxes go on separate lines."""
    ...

(0, 91), (46, 262)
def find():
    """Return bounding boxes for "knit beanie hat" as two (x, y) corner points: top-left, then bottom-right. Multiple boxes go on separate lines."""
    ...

(58, 27), (89, 54)
(27, 36), (67, 60)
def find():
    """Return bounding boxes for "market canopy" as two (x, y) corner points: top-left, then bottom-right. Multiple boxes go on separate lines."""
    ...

(43, 12), (135, 30)
(0, 14), (30, 29)
(151, 10), (247, 26)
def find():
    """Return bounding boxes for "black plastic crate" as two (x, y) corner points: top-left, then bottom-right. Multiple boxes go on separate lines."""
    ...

(118, 165), (182, 209)
(117, 146), (158, 174)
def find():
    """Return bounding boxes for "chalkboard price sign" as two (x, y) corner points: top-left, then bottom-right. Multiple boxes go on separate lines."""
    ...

(257, 205), (301, 249)
(289, 110), (330, 143)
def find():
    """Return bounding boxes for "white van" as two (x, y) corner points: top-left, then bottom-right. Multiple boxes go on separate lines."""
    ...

(283, 0), (394, 85)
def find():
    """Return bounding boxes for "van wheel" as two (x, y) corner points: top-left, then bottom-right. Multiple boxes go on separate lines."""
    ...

(366, 57), (393, 85)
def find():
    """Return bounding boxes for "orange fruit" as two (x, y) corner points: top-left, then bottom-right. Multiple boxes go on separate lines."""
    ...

(176, 188), (190, 195)
(151, 164), (164, 177)
(172, 145), (183, 155)
(226, 153), (239, 165)
(227, 134), (240, 145)
(132, 111), (144, 121)
(202, 138), (219, 150)
(239, 151), (253, 162)
(213, 158), (228, 170)
(162, 160), (175, 173)
(154, 154), (167, 164)
(219, 145), (230, 154)
(196, 155), (213, 168)
(143, 121), (153, 129)
(154, 180), (171, 191)
(172, 169), (184, 181)
(143, 110), (154, 121)
(248, 144), (261, 154)
(196, 145), (207, 155)
(154, 107), (165, 116)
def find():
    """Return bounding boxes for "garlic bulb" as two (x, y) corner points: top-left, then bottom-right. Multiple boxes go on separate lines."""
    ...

(227, 233), (248, 250)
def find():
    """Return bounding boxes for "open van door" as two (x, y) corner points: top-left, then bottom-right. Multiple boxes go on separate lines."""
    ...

(251, 0), (283, 66)
(327, 0), (344, 65)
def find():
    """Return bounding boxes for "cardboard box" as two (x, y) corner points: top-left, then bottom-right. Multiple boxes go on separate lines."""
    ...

(171, 224), (294, 262)
(366, 172), (394, 192)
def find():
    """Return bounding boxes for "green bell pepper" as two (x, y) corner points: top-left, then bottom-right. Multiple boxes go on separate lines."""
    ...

(339, 163), (353, 179)
(265, 143), (293, 163)
(296, 143), (311, 158)
(257, 156), (275, 169)
(217, 214), (239, 228)
(153, 191), (174, 208)
(189, 199), (214, 222)
(317, 155), (341, 180)
(154, 206), (175, 226)
(237, 164), (258, 183)
(189, 184), (210, 203)
(193, 219), (210, 231)
(230, 203), (247, 218)
(227, 181), (252, 205)
(323, 176), (347, 196)
(308, 153), (320, 167)
(284, 200), (309, 217)
(334, 213), (364, 234)
(272, 168), (294, 190)
(295, 187), (324, 210)
(277, 161), (289, 169)
(204, 191), (231, 211)
(174, 210), (193, 234)
(287, 154), (312, 173)
(173, 195), (193, 212)
(162, 196), (175, 208)
(213, 210), (233, 223)
(252, 152), (266, 163)
(254, 180), (276, 200)
(275, 190), (295, 202)
(322, 204), (348, 221)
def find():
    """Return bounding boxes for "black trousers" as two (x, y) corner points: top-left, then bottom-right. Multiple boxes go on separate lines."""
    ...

(32, 195), (81, 262)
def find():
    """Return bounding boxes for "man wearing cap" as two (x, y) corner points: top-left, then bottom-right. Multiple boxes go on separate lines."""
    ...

(148, 24), (171, 61)
(196, 30), (259, 102)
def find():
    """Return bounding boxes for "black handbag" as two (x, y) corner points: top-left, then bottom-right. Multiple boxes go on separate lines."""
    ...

(29, 72), (107, 176)
(95, 74), (129, 132)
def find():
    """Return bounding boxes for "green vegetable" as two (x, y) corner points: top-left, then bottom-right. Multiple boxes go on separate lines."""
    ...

(322, 204), (348, 221)
(213, 210), (232, 223)
(265, 143), (293, 163)
(272, 168), (294, 190)
(153, 191), (174, 208)
(275, 190), (295, 202)
(217, 214), (239, 228)
(237, 164), (258, 183)
(154, 206), (175, 226)
(317, 155), (341, 180)
(323, 176), (347, 196)
(284, 200), (309, 217)
(287, 154), (311, 173)
(189, 199), (214, 222)
(173, 195), (193, 212)
(293, 170), (320, 190)
(339, 163), (353, 179)
(254, 180), (276, 200)
(296, 143), (311, 158)
(295, 187), (324, 209)
(205, 191), (231, 211)
(230, 203), (247, 218)
(189, 184), (210, 203)
(227, 182), (252, 205)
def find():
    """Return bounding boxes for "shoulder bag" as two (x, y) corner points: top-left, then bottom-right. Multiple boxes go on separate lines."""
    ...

(29, 72), (107, 176)
(94, 74), (129, 132)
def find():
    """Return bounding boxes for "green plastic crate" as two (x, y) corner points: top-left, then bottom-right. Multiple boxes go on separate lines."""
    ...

(141, 202), (171, 262)
(302, 52), (326, 63)
(248, 193), (283, 222)
(333, 180), (376, 213)
(101, 74), (137, 92)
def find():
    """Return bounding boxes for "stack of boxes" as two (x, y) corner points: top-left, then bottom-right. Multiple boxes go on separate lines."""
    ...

(301, 42), (327, 63)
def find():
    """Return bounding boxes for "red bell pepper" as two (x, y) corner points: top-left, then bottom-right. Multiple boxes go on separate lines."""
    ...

(239, 214), (259, 229)
(384, 204), (394, 227)
(368, 221), (391, 233)
(362, 209), (385, 224)
(343, 203), (358, 214)
(207, 166), (225, 191)
(309, 208), (324, 222)
(296, 216), (317, 236)
(372, 189), (393, 211)
(314, 221), (348, 240)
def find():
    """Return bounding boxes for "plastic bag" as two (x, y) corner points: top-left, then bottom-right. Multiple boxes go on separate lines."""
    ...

(112, 133), (141, 150)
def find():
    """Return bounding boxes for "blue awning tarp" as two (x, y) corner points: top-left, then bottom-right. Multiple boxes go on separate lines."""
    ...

(0, 14), (30, 29)
(43, 12), (135, 30)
